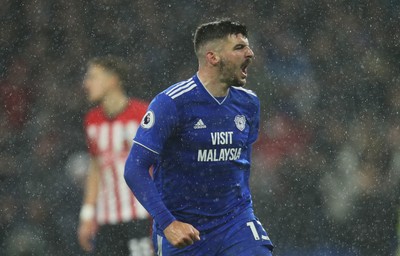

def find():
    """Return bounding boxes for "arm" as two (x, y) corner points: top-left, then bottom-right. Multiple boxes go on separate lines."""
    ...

(125, 93), (200, 247)
(82, 157), (100, 207)
(78, 157), (100, 252)
(124, 143), (175, 230)
(124, 141), (200, 248)
(248, 96), (260, 145)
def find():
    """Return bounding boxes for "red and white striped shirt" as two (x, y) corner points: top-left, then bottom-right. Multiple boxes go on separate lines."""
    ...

(84, 99), (149, 225)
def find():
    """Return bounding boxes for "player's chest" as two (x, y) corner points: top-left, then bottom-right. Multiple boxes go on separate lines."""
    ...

(86, 120), (140, 152)
(177, 105), (251, 148)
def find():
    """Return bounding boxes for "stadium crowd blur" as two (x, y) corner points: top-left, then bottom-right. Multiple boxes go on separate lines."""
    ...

(1, 1), (399, 255)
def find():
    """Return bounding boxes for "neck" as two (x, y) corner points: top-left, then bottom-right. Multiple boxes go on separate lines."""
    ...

(197, 68), (229, 97)
(101, 90), (128, 117)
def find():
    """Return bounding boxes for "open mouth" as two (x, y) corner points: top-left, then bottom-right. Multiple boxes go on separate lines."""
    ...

(240, 61), (250, 77)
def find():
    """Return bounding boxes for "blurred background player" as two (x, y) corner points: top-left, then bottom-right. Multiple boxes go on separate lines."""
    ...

(78, 56), (152, 255)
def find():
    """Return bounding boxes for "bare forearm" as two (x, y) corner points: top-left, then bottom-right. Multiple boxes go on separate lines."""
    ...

(82, 157), (100, 206)
(78, 157), (100, 251)
(78, 157), (99, 222)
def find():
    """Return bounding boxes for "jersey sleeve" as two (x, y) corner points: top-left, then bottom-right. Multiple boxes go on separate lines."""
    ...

(133, 93), (178, 153)
(248, 97), (260, 144)
(124, 143), (176, 230)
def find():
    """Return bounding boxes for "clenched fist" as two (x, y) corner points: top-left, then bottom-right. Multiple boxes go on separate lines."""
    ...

(164, 220), (201, 248)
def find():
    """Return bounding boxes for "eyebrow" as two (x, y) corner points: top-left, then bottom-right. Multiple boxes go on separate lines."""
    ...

(233, 41), (250, 49)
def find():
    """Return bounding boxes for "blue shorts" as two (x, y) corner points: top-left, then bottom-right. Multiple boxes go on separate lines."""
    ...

(152, 214), (273, 256)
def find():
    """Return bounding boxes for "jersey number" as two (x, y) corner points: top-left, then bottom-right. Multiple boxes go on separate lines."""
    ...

(247, 221), (260, 240)
(247, 221), (270, 241)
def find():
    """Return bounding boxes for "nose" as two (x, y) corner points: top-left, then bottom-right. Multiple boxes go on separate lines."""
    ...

(246, 47), (255, 59)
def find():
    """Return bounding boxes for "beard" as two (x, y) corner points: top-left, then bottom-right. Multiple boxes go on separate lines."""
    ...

(219, 59), (246, 87)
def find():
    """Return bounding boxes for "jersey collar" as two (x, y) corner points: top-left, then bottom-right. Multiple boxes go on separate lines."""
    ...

(193, 73), (230, 105)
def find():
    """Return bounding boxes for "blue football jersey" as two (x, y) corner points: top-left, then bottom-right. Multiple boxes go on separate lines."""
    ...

(133, 74), (260, 232)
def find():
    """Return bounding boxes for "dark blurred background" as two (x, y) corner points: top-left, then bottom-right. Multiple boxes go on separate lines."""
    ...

(1, 0), (400, 255)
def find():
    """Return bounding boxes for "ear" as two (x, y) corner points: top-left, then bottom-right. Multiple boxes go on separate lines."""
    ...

(205, 51), (220, 66)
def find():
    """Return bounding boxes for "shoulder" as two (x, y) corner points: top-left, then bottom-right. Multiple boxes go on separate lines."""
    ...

(128, 98), (149, 113)
(145, 77), (198, 110)
(162, 77), (198, 101)
(231, 86), (258, 98)
(84, 105), (103, 124)
(231, 86), (259, 107)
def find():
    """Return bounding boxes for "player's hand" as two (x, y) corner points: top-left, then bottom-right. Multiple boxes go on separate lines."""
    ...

(163, 220), (201, 248)
(78, 219), (97, 252)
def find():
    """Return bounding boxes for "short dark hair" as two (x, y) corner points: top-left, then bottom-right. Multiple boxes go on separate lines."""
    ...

(88, 55), (129, 86)
(193, 19), (248, 55)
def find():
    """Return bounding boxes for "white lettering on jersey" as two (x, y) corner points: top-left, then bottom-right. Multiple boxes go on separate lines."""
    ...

(211, 131), (234, 145)
(197, 131), (242, 162)
(197, 148), (242, 162)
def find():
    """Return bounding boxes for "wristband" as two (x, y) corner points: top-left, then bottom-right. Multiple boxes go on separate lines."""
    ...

(79, 204), (95, 221)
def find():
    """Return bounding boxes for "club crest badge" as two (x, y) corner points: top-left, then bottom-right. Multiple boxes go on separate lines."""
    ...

(234, 115), (246, 131)
(141, 110), (155, 129)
